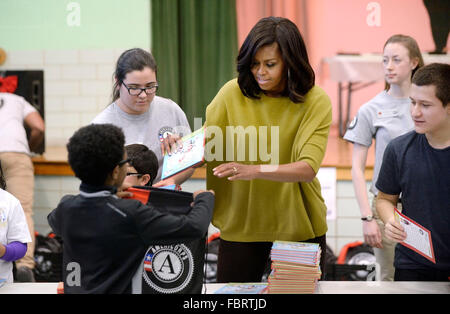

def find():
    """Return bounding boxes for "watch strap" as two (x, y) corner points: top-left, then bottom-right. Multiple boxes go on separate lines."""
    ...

(361, 215), (374, 221)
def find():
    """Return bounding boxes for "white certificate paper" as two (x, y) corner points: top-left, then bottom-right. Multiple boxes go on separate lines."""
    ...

(394, 208), (436, 263)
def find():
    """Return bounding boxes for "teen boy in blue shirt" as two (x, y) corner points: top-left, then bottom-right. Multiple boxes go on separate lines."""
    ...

(376, 63), (450, 281)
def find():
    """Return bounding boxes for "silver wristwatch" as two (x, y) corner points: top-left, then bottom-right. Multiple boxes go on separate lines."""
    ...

(361, 215), (374, 221)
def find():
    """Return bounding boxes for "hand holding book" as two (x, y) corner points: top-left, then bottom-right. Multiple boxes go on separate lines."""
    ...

(161, 127), (206, 180)
(160, 132), (183, 156)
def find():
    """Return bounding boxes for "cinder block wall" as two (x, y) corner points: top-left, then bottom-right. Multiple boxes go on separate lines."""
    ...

(0, 48), (132, 146)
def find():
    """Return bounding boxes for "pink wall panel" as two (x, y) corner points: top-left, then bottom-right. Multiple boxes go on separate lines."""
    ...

(235, 0), (447, 127)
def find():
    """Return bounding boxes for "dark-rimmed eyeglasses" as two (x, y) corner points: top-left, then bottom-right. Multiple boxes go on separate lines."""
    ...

(118, 158), (131, 166)
(121, 81), (159, 96)
(126, 172), (144, 177)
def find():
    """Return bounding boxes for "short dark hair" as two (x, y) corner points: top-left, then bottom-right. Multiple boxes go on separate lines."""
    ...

(412, 63), (450, 106)
(125, 144), (159, 186)
(67, 124), (125, 185)
(112, 48), (157, 102)
(0, 160), (6, 190)
(237, 16), (315, 103)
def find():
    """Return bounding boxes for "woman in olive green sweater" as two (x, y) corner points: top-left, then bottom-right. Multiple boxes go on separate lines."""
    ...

(205, 17), (332, 283)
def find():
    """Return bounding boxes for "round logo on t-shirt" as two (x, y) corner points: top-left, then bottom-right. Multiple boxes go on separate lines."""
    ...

(347, 115), (358, 130)
(158, 126), (175, 142)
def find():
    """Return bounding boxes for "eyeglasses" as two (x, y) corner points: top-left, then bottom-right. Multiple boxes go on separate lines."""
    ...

(118, 158), (131, 166)
(121, 81), (159, 96)
(126, 172), (144, 177)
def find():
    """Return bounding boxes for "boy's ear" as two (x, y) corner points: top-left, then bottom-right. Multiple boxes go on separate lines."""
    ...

(140, 174), (151, 186)
(104, 165), (120, 186)
(112, 165), (121, 180)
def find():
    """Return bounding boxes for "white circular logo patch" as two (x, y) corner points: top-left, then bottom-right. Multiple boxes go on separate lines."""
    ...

(142, 244), (194, 294)
(151, 249), (184, 283)
(347, 115), (358, 130)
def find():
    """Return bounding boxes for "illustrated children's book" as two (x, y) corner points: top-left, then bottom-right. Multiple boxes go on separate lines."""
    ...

(214, 283), (268, 294)
(161, 127), (206, 180)
(270, 241), (321, 266)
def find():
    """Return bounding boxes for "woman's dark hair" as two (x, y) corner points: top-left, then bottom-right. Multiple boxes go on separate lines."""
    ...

(237, 16), (315, 103)
(112, 48), (158, 102)
(0, 160), (6, 190)
(67, 124), (125, 186)
(125, 144), (159, 186)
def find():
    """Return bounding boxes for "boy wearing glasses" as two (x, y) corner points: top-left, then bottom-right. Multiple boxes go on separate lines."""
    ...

(124, 143), (181, 190)
(47, 123), (214, 293)
(123, 144), (158, 187)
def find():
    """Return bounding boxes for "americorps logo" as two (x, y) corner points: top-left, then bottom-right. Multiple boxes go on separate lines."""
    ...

(142, 244), (194, 294)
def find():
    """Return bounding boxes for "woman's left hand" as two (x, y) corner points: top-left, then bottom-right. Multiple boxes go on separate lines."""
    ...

(213, 162), (259, 181)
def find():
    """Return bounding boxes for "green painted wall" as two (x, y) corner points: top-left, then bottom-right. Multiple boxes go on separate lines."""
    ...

(0, 0), (151, 50)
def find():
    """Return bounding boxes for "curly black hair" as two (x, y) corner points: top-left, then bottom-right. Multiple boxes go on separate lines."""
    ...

(125, 144), (159, 186)
(67, 124), (125, 185)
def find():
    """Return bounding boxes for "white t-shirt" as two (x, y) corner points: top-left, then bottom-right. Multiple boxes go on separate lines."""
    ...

(0, 93), (37, 155)
(92, 96), (191, 183)
(0, 189), (32, 283)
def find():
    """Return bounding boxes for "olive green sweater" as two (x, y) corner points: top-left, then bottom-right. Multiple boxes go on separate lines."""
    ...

(205, 79), (332, 242)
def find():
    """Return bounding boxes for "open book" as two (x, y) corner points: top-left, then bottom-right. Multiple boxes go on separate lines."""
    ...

(161, 127), (206, 180)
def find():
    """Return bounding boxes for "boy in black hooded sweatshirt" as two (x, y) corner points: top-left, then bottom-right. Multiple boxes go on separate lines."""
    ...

(48, 123), (214, 293)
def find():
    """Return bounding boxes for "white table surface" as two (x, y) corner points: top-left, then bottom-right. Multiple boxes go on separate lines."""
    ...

(0, 282), (60, 294)
(1, 281), (449, 294)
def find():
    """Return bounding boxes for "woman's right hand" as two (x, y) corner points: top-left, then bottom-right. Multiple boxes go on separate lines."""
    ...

(362, 220), (383, 248)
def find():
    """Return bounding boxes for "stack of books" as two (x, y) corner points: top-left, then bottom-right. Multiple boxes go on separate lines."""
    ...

(268, 241), (321, 294)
